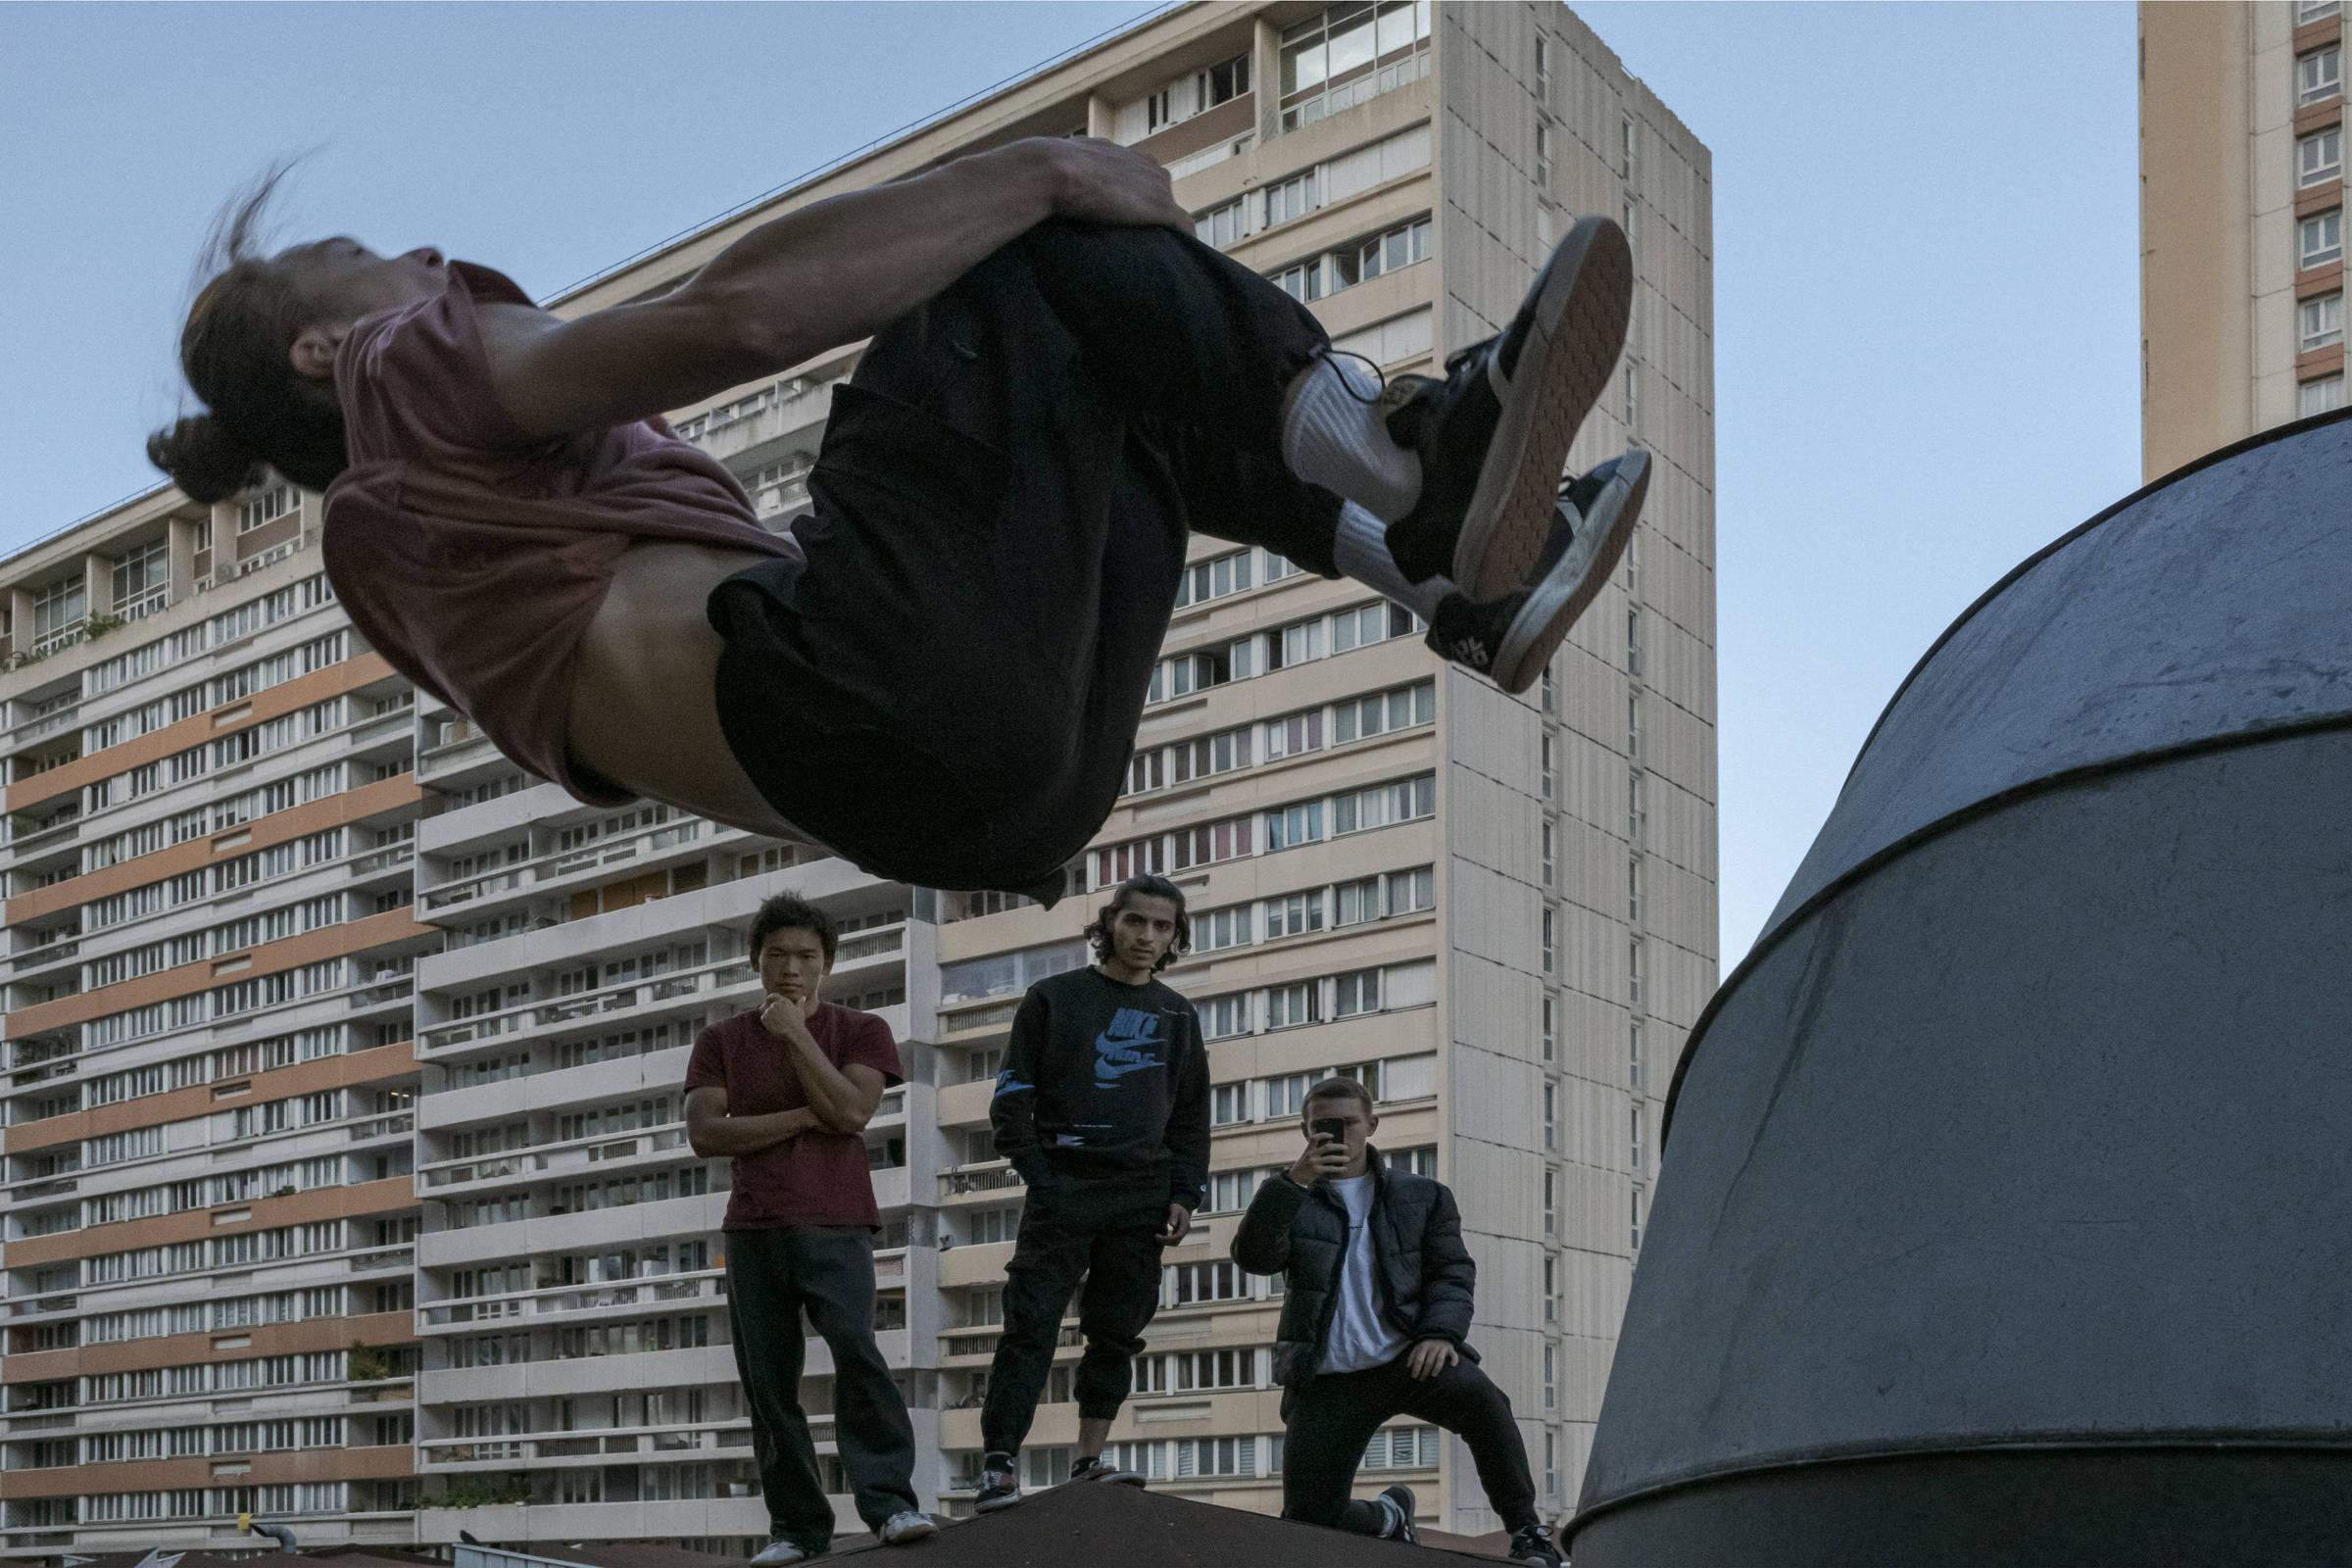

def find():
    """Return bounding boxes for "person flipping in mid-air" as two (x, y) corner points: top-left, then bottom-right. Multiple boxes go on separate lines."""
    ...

(150, 139), (1646, 901)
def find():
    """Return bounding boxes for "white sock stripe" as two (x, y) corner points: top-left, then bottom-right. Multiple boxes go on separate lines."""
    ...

(1332, 502), (1450, 622)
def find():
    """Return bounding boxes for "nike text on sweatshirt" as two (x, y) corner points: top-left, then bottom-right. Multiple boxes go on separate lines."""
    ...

(989, 966), (1210, 1208)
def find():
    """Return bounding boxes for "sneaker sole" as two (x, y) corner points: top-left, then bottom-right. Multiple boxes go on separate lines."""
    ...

(1454, 217), (1635, 602)
(973, 1494), (1024, 1514)
(1492, 450), (1649, 695)
(881, 1518), (939, 1544)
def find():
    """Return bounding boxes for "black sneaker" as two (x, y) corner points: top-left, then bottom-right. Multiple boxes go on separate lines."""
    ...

(1375, 1484), (1419, 1544)
(1379, 216), (1634, 601)
(1066, 1457), (1147, 1487)
(1423, 451), (1650, 695)
(973, 1453), (1022, 1513)
(1508, 1522), (1567, 1565)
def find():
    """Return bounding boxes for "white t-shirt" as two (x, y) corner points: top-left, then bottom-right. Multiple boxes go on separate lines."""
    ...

(1319, 1174), (1409, 1374)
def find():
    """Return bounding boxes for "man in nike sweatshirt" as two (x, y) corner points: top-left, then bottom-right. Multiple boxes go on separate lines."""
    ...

(972, 874), (1209, 1510)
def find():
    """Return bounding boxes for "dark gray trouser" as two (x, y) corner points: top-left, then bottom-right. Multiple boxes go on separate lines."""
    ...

(1281, 1351), (1540, 1537)
(724, 1225), (917, 1544)
(979, 1181), (1169, 1456)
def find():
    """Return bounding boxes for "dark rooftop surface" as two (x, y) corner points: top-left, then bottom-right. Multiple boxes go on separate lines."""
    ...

(825, 1481), (1507, 1564)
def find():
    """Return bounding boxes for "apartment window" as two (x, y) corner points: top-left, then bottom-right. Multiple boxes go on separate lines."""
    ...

(2300, 374), (2347, 417)
(1542, 995), (1556, 1063)
(1535, 34), (1552, 95)
(1542, 1165), (1557, 1237)
(1204, 52), (1251, 107)
(1631, 1186), (1645, 1250)
(1271, 261), (1323, 303)
(237, 483), (296, 534)
(2301, 45), (2344, 107)
(1629, 856), (1642, 922)
(1621, 115), (1637, 180)
(30, 574), (85, 641)
(2301, 209), (2343, 270)
(1280, 0), (1434, 131)
(1630, 1017), (1645, 1093)
(1211, 1083), (1250, 1126)
(1263, 171), (1320, 228)
(1631, 1104), (1645, 1171)
(1629, 938), (1644, 1009)
(1543, 1253), (1559, 1324)
(112, 539), (170, 613)
(2298, 126), (2342, 189)
(1196, 196), (1252, 249)
(1535, 122), (1554, 185)
(1540, 733), (1556, 801)
(1542, 1082), (1557, 1152)
(1266, 1073), (1309, 1119)
(1624, 362), (1641, 435)
(2301, 292), (2344, 353)
(1541, 906), (1557, 975)
(2300, 0), (2343, 22)
(1541, 820), (1555, 888)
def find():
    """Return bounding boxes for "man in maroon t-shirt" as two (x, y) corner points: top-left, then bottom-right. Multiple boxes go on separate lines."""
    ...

(685, 894), (933, 1560)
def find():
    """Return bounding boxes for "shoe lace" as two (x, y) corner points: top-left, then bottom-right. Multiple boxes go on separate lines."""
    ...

(1311, 344), (1390, 403)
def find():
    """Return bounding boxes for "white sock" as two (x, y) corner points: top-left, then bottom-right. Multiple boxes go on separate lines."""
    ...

(1333, 502), (1451, 621)
(1280, 356), (1422, 522)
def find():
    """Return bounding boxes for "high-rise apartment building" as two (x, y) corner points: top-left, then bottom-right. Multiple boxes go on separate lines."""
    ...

(2142, 0), (2348, 477)
(0, 0), (1711, 1552)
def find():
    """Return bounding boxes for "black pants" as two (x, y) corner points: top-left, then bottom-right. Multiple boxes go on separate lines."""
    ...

(724, 1226), (917, 1545)
(979, 1182), (1169, 1455)
(709, 219), (1344, 898)
(1282, 1352), (1541, 1537)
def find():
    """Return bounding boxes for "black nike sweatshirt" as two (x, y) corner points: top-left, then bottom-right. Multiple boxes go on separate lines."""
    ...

(989, 966), (1210, 1209)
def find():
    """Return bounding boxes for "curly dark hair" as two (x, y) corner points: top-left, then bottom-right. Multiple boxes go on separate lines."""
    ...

(147, 161), (351, 503)
(1083, 874), (1191, 972)
(749, 892), (837, 966)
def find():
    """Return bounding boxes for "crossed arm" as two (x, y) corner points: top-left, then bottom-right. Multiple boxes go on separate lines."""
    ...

(683, 1000), (887, 1157)
(474, 136), (1193, 442)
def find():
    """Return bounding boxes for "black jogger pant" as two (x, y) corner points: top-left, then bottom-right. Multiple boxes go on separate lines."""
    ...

(723, 1226), (918, 1546)
(978, 1182), (1170, 1456)
(1281, 1351), (1541, 1537)
(709, 219), (1345, 898)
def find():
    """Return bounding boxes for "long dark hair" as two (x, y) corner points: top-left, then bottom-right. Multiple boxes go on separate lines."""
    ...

(146, 163), (349, 503)
(1083, 874), (1192, 972)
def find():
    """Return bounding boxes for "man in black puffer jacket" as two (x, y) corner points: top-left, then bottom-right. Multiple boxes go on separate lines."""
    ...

(1232, 1077), (1563, 1567)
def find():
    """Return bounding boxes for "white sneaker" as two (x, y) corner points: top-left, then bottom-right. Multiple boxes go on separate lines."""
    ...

(877, 1510), (938, 1545)
(748, 1541), (816, 1566)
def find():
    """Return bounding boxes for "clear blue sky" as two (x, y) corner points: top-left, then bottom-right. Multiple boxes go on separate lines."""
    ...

(0, 2), (2140, 966)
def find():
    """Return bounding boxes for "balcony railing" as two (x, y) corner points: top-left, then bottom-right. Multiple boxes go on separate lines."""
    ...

(420, 1124), (691, 1191)
(421, 815), (710, 913)
(419, 1268), (725, 1331)
(421, 1416), (753, 1469)
(8, 706), (78, 747)
(938, 1160), (1026, 1200)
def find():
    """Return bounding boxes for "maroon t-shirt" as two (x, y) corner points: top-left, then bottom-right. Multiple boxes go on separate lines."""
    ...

(684, 1003), (903, 1230)
(323, 261), (801, 806)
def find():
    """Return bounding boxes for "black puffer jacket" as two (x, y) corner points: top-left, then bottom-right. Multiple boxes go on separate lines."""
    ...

(1231, 1147), (1478, 1399)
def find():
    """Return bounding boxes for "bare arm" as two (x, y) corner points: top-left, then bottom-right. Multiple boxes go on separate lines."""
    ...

(760, 997), (887, 1134)
(684, 1084), (822, 1157)
(478, 137), (1193, 439)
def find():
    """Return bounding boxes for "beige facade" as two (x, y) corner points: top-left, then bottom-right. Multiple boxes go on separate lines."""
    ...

(2141, 0), (2348, 478)
(0, 0), (1710, 1551)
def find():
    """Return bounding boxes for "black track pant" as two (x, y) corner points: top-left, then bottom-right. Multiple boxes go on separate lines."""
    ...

(1281, 1351), (1541, 1537)
(710, 219), (1344, 898)
(724, 1226), (918, 1546)
(978, 1182), (1170, 1455)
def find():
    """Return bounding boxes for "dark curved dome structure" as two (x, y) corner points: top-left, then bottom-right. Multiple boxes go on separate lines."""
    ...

(1568, 412), (2352, 1567)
